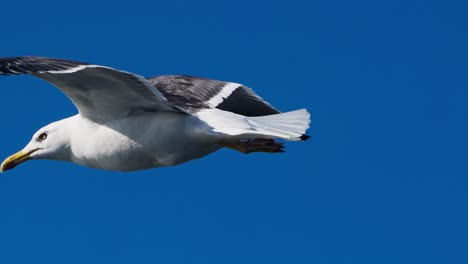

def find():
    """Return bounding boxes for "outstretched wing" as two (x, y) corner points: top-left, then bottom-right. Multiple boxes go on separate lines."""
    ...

(0, 56), (281, 121)
(0, 56), (175, 122)
(148, 75), (280, 116)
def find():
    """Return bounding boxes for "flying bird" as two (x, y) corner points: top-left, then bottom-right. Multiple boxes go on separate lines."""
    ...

(0, 56), (310, 172)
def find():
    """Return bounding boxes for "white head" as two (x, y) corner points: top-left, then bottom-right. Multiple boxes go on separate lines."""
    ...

(1, 120), (71, 172)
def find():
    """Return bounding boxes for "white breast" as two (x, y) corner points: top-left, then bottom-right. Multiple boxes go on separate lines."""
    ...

(66, 112), (220, 172)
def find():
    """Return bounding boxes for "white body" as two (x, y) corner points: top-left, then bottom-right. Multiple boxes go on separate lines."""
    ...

(22, 108), (309, 172)
(62, 113), (221, 171)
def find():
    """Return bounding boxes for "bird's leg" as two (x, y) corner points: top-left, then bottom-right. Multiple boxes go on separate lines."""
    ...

(219, 138), (285, 154)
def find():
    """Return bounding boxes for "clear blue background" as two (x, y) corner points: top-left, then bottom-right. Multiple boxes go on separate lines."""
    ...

(0, 1), (466, 263)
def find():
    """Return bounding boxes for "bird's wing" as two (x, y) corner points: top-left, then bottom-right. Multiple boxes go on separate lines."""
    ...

(148, 75), (280, 116)
(0, 56), (175, 122)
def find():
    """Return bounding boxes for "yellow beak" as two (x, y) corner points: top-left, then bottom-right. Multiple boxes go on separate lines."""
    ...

(1, 149), (36, 173)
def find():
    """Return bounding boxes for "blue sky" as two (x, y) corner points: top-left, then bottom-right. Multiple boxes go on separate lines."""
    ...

(0, 0), (466, 263)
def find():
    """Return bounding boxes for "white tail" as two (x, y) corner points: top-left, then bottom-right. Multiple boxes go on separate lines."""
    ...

(196, 108), (311, 141)
(249, 109), (310, 140)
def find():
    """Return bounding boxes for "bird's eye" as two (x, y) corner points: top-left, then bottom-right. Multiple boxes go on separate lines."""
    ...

(38, 132), (48, 141)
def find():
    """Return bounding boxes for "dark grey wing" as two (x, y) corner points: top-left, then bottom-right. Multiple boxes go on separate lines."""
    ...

(0, 56), (174, 122)
(215, 84), (281, 116)
(148, 75), (280, 116)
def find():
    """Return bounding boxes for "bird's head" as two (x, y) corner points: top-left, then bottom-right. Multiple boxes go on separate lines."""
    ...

(1, 120), (71, 172)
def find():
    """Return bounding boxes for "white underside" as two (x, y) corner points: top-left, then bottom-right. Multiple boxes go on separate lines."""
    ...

(29, 108), (310, 172)
(63, 112), (221, 171)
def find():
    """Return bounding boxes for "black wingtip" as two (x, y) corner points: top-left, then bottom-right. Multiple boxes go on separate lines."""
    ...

(300, 134), (310, 141)
(0, 56), (89, 75)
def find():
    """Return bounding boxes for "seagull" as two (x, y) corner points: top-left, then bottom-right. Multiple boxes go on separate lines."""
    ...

(0, 56), (310, 172)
